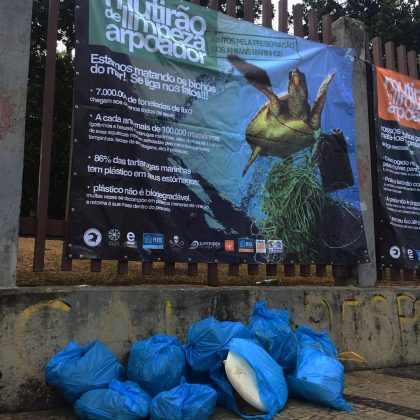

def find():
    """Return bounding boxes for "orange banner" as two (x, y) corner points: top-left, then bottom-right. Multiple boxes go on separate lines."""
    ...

(376, 66), (420, 130)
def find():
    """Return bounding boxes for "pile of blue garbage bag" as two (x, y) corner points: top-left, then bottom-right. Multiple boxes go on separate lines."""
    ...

(45, 300), (353, 419)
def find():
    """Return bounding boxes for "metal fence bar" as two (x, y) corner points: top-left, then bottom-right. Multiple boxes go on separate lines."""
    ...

(33, 0), (60, 272)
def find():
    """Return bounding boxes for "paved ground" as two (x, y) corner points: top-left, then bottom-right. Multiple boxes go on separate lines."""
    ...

(2, 365), (420, 419)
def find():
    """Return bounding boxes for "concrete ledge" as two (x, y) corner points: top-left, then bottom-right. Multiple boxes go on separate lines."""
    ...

(1, 285), (419, 412)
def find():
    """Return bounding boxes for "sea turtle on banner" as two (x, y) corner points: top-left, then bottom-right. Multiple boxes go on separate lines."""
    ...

(227, 55), (335, 176)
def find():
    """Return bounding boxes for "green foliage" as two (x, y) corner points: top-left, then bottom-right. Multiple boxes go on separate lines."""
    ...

(188, 0), (262, 20)
(22, 0), (75, 218)
(300, 0), (420, 53)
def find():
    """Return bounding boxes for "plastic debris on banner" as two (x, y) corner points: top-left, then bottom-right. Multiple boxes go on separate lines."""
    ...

(127, 335), (186, 396)
(44, 341), (125, 404)
(287, 326), (353, 412)
(150, 378), (218, 420)
(248, 300), (298, 372)
(211, 338), (288, 419)
(74, 379), (151, 419)
(185, 317), (251, 372)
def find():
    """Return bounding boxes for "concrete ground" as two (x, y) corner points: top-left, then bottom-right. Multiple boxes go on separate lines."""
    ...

(1, 366), (420, 419)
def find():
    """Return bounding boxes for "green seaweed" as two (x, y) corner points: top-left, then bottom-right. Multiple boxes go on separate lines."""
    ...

(259, 145), (328, 260)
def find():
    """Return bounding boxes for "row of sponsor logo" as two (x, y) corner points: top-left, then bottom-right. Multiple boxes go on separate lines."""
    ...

(83, 228), (283, 254)
(389, 245), (420, 261)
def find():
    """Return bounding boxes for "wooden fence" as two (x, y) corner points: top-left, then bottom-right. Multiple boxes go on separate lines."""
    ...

(19, 0), (420, 286)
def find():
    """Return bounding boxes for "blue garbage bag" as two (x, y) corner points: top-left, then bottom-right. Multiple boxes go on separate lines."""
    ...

(150, 378), (218, 420)
(127, 335), (186, 396)
(210, 338), (288, 419)
(185, 317), (251, 372)
(248, 300), (297, 372)
(295, 326), (337, 357)
(74, 379), (151, 419)
(45, 341), (124, 404)
(287, 326), (352, 412)
(185, 363), (213, 386)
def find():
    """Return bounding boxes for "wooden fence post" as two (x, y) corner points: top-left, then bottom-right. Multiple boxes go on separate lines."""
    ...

(332, 18), (377, 286)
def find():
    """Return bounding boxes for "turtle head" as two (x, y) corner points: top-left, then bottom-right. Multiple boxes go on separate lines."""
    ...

(287, 68), (309, 119)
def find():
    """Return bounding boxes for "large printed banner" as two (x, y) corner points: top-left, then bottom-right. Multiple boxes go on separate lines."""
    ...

(374, 67), (420, 269)
(66, 0), (368, 264)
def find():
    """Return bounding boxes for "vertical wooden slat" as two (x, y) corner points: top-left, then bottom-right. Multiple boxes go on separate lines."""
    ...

(390, 267), (401, 283)
(293, 4), (303, 37)
(266, 264), (277, 276)
(300, 265), (311, 277)
(248, 264), (259, 275)
(322, 15), (332, 45)
(364, 31), (371, 62)
(90, 259), (102, 273)
(118, 260), (128, 275)
(407, 51), (419, 79)
(308, 9), (318, 41)
(284, 264), (295, 277)
(403, 268), (414, 282)
(187, 263), (198, 276)
(371, 36), (383, 67)
(332, 265), (350, 286)
(229, 263), (240, 276)
(226, 0), (236, 17)
(142, 261), (153, 275)
(33, 0), (60, 272)
(262, 0), (272, 28)
(278, 0), (288, 33)
(164, 262), (175, 276)
(207, 263), (219, 286)
(191, 0), (200, 4)
(384, 41), (396, 70)
(397, 45), (408, 75)
(244, 0), (254, 22)
(209, 0), (219, 10)
(332, 265), (348, 278)
(316, 264), (327, 277)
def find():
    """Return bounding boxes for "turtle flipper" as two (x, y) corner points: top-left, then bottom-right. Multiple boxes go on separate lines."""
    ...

(242, 145), (262, 177)
(310, 72), (335, 129)
(228, 55), (281, 115)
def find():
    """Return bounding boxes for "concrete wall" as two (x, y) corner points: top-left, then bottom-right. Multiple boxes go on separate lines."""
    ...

(1, 285), (420, 413)
(0, 1), (32, 287)
(333, 17), (377, 286)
